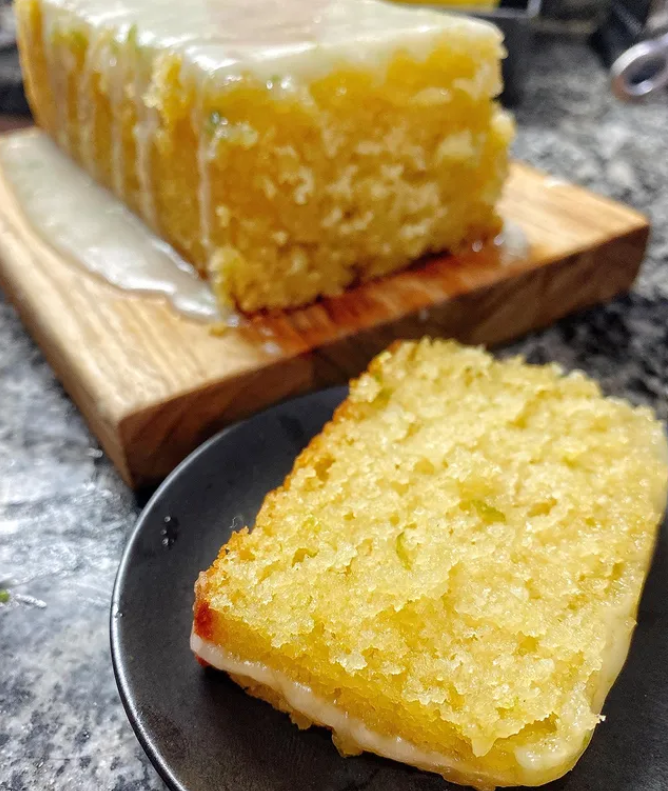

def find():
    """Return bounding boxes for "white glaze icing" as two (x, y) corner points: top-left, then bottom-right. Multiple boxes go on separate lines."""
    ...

(194, 79), (212, 258)
(41, 1), (70, 151)
(109, 37), (126, 201)
(133, 54), (158, 229)
(76, 31), (97, 176)
(191, 628), (626, 786)
(40, 0), (502, 88)
(0, 131), (220, 321)
(190, 631), (498, 789)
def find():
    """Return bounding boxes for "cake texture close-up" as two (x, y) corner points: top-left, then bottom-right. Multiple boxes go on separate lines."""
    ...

(15, 0), (513, 312)
(192, 339), (668, 789)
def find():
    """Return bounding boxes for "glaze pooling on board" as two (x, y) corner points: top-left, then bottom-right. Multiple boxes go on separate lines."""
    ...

(0, 131), (529, 325)
(0, 132), (220, 321)
(493, 220), (529, 266)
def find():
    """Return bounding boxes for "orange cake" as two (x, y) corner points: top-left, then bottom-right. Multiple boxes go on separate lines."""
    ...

(193, 339), (667, 788)
(16, 0), (513, 312)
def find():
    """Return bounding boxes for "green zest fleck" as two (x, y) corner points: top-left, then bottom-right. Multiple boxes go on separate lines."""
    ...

(69, 29), (87, 50)
(373, 386), (392, 408)
(370, 371), (391, 405)
(395, 531), (412, 570)
(127, 23), (139, 48)
(470, 499), (506, 524)
(0, 589), (10, 604)
(268, 74), (282, 87)
(302, 515), (317, 531)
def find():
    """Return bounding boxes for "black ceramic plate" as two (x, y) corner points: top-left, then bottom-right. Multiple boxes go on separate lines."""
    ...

(111, 387), (668, 791)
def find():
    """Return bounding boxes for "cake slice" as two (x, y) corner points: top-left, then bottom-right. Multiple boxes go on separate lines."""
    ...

(16, 0), (513, 312)
(193, 339), (667, 788)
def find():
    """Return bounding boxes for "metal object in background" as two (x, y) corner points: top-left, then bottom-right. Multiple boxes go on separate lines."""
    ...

(590, 0), (668, 99)
(611, 29), (668, 99)
(610, 0), (668, 99)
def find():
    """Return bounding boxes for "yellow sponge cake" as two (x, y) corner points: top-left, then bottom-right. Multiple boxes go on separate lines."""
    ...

(193, 339), (667, 788)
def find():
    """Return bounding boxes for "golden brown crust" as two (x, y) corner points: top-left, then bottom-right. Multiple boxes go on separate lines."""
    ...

(192, 596), (214, 641)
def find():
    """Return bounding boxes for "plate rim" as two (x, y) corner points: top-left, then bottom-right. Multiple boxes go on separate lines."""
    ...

(109, 386), (346, 791)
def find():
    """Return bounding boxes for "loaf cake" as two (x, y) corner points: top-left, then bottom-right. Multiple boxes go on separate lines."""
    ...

(193, 339), (667, 788)
(15, 0), (513, 312)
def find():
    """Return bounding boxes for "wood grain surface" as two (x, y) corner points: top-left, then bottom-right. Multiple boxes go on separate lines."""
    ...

(0, 130), (649, 487)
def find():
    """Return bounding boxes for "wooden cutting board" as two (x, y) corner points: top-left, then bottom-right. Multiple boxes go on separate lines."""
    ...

(0, 131), (649, 488)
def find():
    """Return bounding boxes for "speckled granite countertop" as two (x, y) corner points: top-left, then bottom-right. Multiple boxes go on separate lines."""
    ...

(1, 36), (667, 791)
